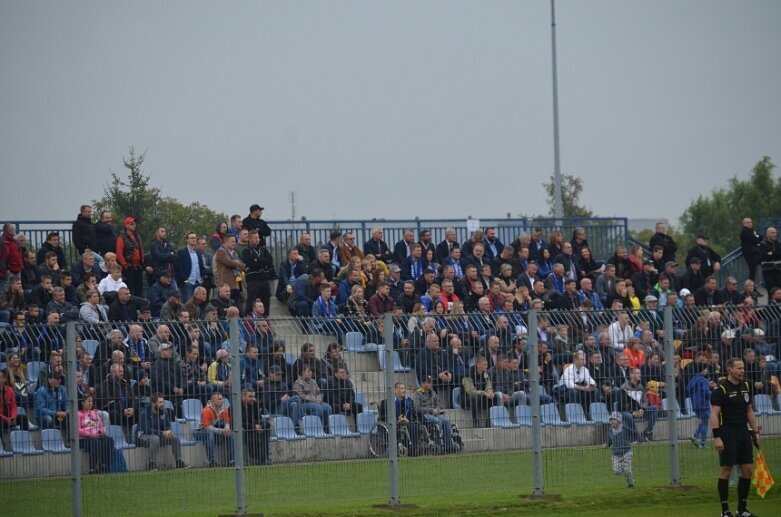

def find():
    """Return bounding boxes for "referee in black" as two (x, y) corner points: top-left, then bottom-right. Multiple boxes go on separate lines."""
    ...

(710, 357), (762, 517)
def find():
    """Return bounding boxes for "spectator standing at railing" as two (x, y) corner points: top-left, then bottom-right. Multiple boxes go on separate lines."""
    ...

(242, 204), (271, 247)
(759, 226), (781, 293)
(686, 234), (721, 278)
(174, 231), (205, 303)
(115, 218), (146, 296)
(93, 211), (117, 256)
(0, 224), (23, 292)
(242, 230), (276, 316)
(740, 218), (762, 283)
(72, 205), (96, 255)
(649, 222), (678, 266)
(213, 233), (246, 311)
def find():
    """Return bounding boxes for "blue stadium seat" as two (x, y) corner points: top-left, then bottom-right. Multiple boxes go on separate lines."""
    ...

(662, 398), (691, 419)
(753, 394), (777, 415)
(41, 429), (70, 454)
(182, 399), (203, 424)
(10, 430), (44, 455)
(26, 361), (44, 390)
(490, 406), (520, 428)
(357, 412), (376, 435)
(345, 332), (365, 352)
(328, 414), (360, 437)
(82, 340), (100, 357)
(107, 425), (136, 450)
(452, 387), (463, 410)
(515, 405), (532, 427)
(589, 402), (610, 424)
(301, 415), (334, 439)
(273, 416), (305, 441)
(163, 399), (185, 422)
(170, 422), (197, 446)
(0, 433), (13, 457)
(541, 403), (569, 427)
(565, 403), (594, 425)
(377, 350), (410, 373)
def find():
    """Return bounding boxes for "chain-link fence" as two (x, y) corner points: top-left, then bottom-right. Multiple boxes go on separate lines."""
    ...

(1, 306), (779, 515)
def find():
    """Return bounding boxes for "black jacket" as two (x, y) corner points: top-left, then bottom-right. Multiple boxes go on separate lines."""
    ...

(242, 245), (277, 282)
(94, 222), (117, 255)
(72, 214), (96, 254)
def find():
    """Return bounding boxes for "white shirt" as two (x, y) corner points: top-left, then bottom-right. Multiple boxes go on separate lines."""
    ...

(608, 321), (633, 351)
(558, 363), (596, 390)
(98, 276), (127, 294)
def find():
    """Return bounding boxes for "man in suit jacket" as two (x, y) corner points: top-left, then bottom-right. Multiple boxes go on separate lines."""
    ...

(276, 248), (306, 303)
(393, 229), (416, 264)
(482, 227), (504, 261)
(363, 226), (393, 263)
(436, 228), (459, 263)
(174, 231), (206, 303)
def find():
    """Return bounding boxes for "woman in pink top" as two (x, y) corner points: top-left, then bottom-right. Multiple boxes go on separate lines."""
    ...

(78, 395), (114, 473)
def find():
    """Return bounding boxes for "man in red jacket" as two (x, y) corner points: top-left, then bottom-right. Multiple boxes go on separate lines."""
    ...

(1, 223), (23, 292)
(115, 217), (145, 296)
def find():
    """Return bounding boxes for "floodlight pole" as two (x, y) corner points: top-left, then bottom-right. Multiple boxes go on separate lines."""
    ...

(550, 0), (564, 220)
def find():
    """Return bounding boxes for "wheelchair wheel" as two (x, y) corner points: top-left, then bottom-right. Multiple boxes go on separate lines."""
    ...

(426, 423), (443, 455)
(368, 423), (389, 458)
(397, 425), (411, 457)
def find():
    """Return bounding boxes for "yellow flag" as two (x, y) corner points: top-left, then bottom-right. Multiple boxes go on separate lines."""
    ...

(752, 451), (775, 498)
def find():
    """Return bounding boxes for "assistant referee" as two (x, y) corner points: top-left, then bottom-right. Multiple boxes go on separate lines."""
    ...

(710, 357), (762, 517)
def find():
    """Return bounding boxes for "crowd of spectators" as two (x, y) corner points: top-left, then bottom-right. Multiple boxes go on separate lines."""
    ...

(1, 207), (781, 468)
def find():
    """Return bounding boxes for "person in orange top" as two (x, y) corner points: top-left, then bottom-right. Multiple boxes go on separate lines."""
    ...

(624, 337), (646, 370)
(194, 391), (234, 467)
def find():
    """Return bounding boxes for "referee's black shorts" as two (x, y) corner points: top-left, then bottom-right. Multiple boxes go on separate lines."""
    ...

(719, 426), (753, 466)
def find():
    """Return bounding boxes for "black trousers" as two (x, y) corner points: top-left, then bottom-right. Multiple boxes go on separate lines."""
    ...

(245, 280), (272, 316)
(123, 266), (144, 296)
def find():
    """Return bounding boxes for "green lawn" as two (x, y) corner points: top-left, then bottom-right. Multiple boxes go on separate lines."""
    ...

(4, 439), (778, 517)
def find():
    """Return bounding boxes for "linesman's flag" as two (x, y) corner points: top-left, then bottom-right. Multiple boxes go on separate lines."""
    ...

(752, 450), (774, 498)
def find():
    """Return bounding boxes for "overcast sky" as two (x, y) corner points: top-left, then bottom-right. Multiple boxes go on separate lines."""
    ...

(2, 1), (779, 225)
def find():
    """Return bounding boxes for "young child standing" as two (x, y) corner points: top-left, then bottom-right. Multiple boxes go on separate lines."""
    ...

(687, 364), (712, 448)
(605, 411), (635, 488)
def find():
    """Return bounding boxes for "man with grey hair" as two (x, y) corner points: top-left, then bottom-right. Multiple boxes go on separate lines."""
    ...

(759, 226), (781, 292)
(363, 226), (393, 263)
(436, 227), (459, 263)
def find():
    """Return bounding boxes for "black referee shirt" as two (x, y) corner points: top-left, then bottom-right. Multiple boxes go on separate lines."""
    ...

(710, 379), (752, 428)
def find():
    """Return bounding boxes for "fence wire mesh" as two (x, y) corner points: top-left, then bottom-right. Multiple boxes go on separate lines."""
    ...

(1, 301), (779, 515)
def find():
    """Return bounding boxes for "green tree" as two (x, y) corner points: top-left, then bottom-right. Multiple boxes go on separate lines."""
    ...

(93, 147), (228, 248)
(542, 174), (594, 218)
(679, 156), (780, 256)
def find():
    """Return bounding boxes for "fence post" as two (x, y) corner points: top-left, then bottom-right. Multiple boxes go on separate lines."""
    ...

(663, 305), (681, 487)
(527, 309), (544, 497)
(228, 317), (246, 515)
(65, 321), (82, 517)
(383, 312), (399, 506)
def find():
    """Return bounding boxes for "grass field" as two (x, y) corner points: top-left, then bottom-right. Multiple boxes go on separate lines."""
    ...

(4, 438), (778, 516)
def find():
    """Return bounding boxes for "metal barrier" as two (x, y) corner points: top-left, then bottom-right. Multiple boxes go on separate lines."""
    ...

(10, 217), (629, 268)
(1, 306), (779, 515)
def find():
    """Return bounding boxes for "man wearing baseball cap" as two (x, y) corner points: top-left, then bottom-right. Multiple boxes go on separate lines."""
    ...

(685, 233), (722, 278)
(115, 217), (146, 296)
(242, 204), (271, 247)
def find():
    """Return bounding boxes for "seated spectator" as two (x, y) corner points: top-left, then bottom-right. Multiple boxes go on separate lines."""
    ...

(323, 342), (350, 379)
(184, 286), (209, 320)
(35, 372), (69, 436)
(97, 265), (126, 299)
(107, 287), (140, 322)
(292, 342), (328, 384)
(124, 323), (152, 380)
(210, 283), (239, 319)
(208, 348), (232, 393)
(180, 343), (215, 403)
(37, 251), (62, 286)
(195, 392), (235, 467)
(462, 356), (495, 428)
(150, 343), (185, 408)
(76, 273), (102, 304)
(413, 375), (455, 453)
(77, 395), (115, 474)
(276, 247), (306, 304)
(312, 283), (342, 337)
(6, 352), (32, 409)
(265, 342), (293, 387)
(79, 289), (110, 333)
(137, 393), (188, 471)
(0, 276), (26, 320)
(200, 305), (228, 356)
(0, 369), (29, 431)
(71, 251), (103, 289)
(693, 275), (725, 307)
(240, 344), (265, 392)
(618, 367), (658, 442)
(378, 382), (421, 456)
(293, 365), (332, 432)
(97, 361), (140, 430)
(489, 354), (526, 416)
(554, 350), (598, 413)
(240, 388), (270, 465)
(325, 366), (362, 426)
(36, 312), (65, 357)
(148, 324), (173, 358)
(263, 365), (302, 429)
(416, 332), (453, 402)
(289, 268), (324, 319)
(30, 274), (54, 312)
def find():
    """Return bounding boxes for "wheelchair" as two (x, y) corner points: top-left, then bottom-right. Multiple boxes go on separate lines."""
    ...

(368, 420), (443, 458)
